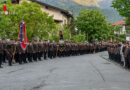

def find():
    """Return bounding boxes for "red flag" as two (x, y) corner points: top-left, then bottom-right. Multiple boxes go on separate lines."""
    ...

(19, 22), (28, 51)
(3, 5), (8, 15)
(3, 6), (7, 11)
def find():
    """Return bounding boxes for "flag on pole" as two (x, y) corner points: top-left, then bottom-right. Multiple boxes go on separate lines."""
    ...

(3, 5), (8, 15)
(19, 22), (28, 51)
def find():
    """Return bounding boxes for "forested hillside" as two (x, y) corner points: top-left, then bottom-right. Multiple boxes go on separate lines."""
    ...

(42, 0), (123, 23)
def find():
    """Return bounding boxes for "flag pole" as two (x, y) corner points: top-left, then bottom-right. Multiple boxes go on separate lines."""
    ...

(11, 18), (24, 65)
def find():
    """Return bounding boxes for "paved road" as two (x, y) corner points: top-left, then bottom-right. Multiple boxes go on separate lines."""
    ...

(0, 52), (130, 90)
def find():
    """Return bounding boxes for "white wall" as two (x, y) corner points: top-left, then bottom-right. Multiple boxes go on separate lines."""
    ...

(41, 5), (68, 25)
(114, 25), (126, 34)
(126, 36), (130, 41)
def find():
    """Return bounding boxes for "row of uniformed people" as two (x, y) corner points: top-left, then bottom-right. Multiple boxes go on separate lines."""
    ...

(108, 42), (130, 68)
(0, 39), (107, 68)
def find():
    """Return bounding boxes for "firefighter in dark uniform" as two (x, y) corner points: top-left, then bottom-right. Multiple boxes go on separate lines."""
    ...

(0, 40), (4, 68)
(117, 44), (121, 63)
(14, 40), (19, 63)
(53, 42), (57, 58)
(43, 40), (48, 60)
(64, 42), (67, 57)
(48, 43), (54, 59)
(92, 37), (96, 53)
(16, 41), (24, 64)
(32, 40), (38, 61)
(38, 41), (43, 61)
(128, 45), (130, 68)
(2, 38), (7, 63)
(124, 44), (129, 68)
(48, 42), (51, 59)
(59, 43), (65, 57)
(27, 41), (33, 62)
(22, 47), (27, 63)
(5, 39), (15, 66)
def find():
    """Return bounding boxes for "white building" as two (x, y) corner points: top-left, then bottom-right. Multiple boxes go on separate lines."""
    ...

(112, 20), (130, 41)
(112, 20), (126, 34)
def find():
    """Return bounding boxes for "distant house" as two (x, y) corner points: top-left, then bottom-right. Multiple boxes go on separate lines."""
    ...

(11, 0), (73, 26)
(112, 20), (130, 41)
(112, 20), (126, 34)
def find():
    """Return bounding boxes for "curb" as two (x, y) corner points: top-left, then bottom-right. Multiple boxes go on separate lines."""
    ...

(100, 55), (130, 72)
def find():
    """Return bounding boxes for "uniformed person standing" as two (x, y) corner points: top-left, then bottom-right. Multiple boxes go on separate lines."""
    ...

(92, 37), (96, 53)
(43, 40), (48, 60)
(2, 38), (7, 63)
(16, 41), (24, 64)
(32, 40), (38, 61)
(14, 40), (19, 63)
(53, 42), (57, 58)
(128, 45), (130, 68)
(38, 41), (43, 61)
(5, 39), (15, 66)
(124, 43), (129, 68)
(48, 43), (54, 59)
(27, 41), (33, 62)
(0, 40), (4, 68)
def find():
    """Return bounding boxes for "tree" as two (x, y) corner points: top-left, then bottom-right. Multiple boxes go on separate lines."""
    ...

(63, 25), (71, 41)
(0, 0), (56, 40)
(68, 18), (76, 36)
(76, 9), (111, 42)
(72, 31), (86, 42)
(112, 0), (130, 17)
(112, 0), (130, 35)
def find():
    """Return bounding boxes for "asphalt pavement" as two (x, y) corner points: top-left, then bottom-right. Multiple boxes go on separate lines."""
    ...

(0, 51), (130, 90)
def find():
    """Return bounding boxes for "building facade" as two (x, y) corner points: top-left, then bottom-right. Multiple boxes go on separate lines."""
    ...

(112, 20), (130, 41)
(112, 20), (126, 34)
(11, 0), (73, 26)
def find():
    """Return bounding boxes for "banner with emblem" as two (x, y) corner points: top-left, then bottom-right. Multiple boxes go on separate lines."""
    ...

(19, 22), (28, 51)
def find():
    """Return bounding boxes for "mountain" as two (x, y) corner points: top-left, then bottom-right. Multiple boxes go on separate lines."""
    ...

(43, 0), (100, 7)
(72, 0), (100, 7)
(97, 0), (112, 8)
(40, 0), (123, 23)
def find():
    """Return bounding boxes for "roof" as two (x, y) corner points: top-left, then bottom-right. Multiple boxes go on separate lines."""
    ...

(31, 0), (73, 18)
(112, 20), (126, 26)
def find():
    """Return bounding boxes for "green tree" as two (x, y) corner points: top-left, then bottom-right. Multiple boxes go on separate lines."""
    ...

(63, 25), (71, 41)
(68, 18), (76, 36)
(112, 0), (130, 35)
(112, 0), (130, 17)
(0, 0), (56, 40)
(72, 31), (86, 42)
(76, 9), (111, 42)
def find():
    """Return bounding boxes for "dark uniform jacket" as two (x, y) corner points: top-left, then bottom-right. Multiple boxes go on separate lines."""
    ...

(16, 43), (25, 54)
(43, 43), (48, 52)
(0, 43), (4, 54)
(27, 44), (33, 53)
(33, 43), (38, 53)
(6, 44), (14, 56)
